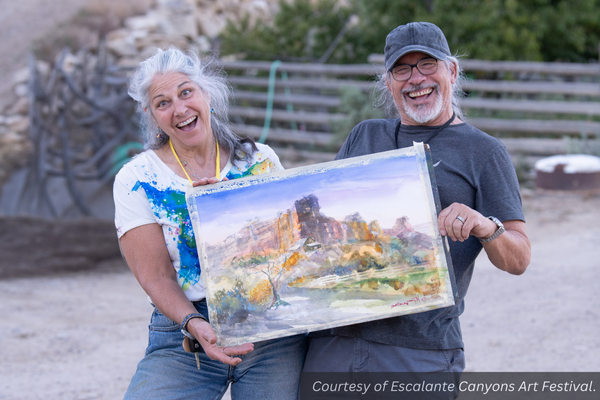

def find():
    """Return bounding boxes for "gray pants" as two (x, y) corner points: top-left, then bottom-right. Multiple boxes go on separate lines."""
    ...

(301, 337), (464, 399)
(303, 336), (465, 373)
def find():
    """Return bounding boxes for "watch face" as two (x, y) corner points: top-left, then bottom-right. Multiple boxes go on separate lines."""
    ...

(489, 216), (502, 227)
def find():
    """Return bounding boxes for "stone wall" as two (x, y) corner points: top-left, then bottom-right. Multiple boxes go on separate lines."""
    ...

(85, 0), (284, 65)
(0, 0), (285, 193)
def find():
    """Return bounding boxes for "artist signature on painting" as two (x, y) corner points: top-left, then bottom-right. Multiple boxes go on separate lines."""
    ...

(391, 295), (430, 309)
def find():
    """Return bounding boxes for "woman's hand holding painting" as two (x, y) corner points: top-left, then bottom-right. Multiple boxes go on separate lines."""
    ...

(186, 318), (254, 366)
(191, 177), (228, 187)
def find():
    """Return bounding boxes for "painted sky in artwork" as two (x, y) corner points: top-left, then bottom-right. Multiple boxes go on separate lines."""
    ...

(194, 155), (432, 244)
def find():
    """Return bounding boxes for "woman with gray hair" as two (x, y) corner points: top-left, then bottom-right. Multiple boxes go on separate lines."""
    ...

(113, 47), (307, 399)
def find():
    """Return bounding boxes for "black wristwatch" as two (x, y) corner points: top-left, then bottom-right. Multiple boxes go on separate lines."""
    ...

(479, 216), (505, 243)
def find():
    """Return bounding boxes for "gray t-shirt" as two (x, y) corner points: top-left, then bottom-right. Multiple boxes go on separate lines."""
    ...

(325, 118), (524, 350)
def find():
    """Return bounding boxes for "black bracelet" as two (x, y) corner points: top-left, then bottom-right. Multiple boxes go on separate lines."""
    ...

(181, 313), (208, 330)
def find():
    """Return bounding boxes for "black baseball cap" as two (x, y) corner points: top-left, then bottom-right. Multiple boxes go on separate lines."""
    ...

(384, 22), (452, 70)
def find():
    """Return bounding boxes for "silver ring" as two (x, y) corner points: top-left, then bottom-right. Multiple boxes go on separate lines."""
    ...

(456, 216), (465, 224)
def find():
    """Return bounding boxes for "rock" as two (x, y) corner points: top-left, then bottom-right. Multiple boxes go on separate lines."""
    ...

(5, 115), (29, 133)
(0, 131), (32, 178)
(116, 57), (142, 69)
(0, 130), (22, 143)
(36, 60), (51, 78)
(193, 35), (212, 52)
(13, 67), (30, 86)
(12, 61), (51, 90)
(196, 10), (228, 38)
(8, 97), (30, 116)
(60, 53), (81, 75)
(124, 14), (161, 32)
(107, 29), (138, 57)
(136, 33), (191, 52)
(14, 84), (28, 98)
(156, 0), (199, 38)
(244, 0), (273, 22)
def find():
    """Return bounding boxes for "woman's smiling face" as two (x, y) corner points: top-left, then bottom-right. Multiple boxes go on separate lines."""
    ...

(148, 72), (212, 150)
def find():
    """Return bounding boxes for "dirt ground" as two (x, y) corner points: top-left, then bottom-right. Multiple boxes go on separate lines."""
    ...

(1, 189), (599, 399)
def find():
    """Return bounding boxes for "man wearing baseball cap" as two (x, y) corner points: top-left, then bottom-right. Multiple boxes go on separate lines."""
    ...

(303, 22), (531, 377)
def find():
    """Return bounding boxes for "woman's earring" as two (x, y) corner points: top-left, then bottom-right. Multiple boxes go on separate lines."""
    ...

(210, 108), (214, 114)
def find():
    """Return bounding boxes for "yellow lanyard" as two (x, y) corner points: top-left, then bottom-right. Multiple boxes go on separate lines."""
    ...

(169, 138), (220, 185)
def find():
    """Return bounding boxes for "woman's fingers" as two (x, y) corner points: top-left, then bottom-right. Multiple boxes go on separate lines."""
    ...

(192, 177), (224, 187)
(223, 343), (254, 356)
(187, 318), (254, 366)
(203, 342), (254, 366)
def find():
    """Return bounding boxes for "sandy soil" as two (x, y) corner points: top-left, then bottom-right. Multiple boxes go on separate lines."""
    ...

(1, 189), (599, 399)
(462, 189), (600, 372)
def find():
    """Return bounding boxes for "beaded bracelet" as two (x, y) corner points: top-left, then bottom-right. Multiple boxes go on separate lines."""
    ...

(181, 312), (208, 331)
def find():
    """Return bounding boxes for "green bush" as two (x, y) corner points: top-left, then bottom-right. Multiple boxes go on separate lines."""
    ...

(330, 86), (383, 145)
(221, 0), (353, 63)
(220, 0), (600, 63)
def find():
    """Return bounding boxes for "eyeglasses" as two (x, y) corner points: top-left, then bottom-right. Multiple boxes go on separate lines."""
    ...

(388, 58), (439, 81)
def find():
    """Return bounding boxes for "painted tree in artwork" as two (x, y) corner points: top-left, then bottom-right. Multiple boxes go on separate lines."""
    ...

(248, 252), (302, 310)
(252, 260), (289, 309)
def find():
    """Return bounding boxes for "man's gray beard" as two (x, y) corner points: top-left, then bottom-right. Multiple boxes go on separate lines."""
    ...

(401, 90), (444, 124)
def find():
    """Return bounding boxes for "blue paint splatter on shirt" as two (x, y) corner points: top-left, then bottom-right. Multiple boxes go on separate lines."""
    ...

(133, 182), (200, 289)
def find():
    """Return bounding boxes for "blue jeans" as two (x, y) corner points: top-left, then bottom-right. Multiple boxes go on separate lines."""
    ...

(124, 300), (308, 400)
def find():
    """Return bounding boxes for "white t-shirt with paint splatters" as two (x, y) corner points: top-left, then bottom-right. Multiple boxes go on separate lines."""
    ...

(113, 143), (284, 301)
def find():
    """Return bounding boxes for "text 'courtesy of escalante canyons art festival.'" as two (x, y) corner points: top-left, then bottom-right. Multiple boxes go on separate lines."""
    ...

(187, 144), (456, 346)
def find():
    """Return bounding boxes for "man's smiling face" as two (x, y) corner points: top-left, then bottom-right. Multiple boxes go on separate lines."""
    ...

(386, 52), (457, 126)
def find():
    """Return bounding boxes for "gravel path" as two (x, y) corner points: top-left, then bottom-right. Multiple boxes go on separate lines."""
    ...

(1, 190), (599, 399)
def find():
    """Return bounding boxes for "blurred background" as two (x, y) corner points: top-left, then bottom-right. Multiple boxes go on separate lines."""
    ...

(0, 0), (598, 399)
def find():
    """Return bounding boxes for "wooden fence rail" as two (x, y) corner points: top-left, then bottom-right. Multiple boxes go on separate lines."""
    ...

(368, 54), (600, 76)
(223, 56), (599, 167)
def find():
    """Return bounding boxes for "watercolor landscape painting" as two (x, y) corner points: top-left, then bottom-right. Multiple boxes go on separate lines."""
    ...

(187, 143), (456, 346)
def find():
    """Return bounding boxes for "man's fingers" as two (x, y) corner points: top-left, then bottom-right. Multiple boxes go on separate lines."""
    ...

(449, 217), (464, 241)
(439, 203), (477, 241)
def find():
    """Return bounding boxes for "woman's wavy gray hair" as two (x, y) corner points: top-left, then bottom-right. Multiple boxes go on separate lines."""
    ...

(374, 56), (466, 120)
(128, 46), (256, 162)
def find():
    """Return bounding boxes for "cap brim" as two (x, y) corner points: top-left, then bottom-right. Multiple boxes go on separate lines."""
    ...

(385, 45), (449, 70)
